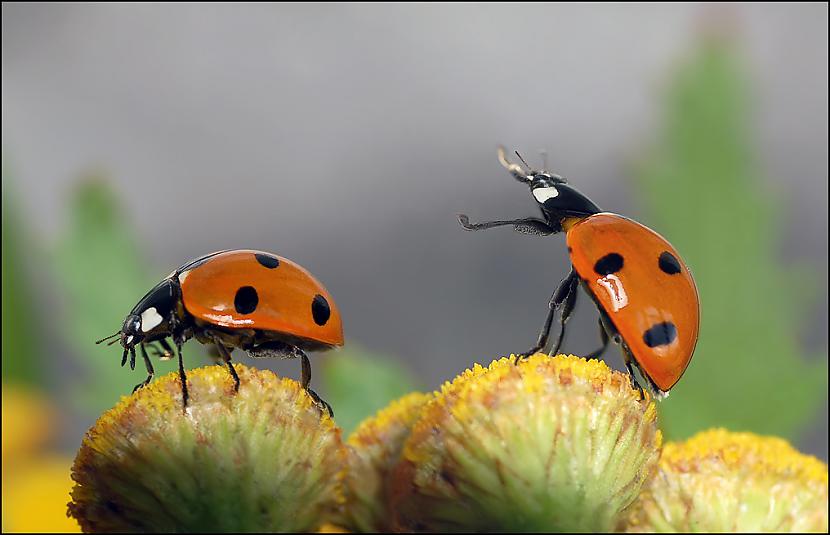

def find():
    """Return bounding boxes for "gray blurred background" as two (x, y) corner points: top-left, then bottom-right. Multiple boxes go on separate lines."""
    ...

(3, 3), (827, 456)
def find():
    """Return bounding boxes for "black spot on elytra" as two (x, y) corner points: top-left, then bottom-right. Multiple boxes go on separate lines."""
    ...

(643, 322), (677, 347)
(311, 294), (330, 326)
(658, 251), (682, 275)
(234, 286), (258, 315)
(594, 253), (624, 276)
(255, 253), (280, 269)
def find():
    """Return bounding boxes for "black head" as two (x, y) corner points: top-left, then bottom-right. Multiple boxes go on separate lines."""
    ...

(119, 314), (144, 349)
(497, 146), (601, 223)
(96, 279), (179, 364)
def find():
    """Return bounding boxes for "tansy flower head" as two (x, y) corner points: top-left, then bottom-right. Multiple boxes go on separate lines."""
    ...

(622, 428), (829, 532)
(341, 391), (433, 532)
(390, 353), (661, 532)
(67, 364), (346, 533)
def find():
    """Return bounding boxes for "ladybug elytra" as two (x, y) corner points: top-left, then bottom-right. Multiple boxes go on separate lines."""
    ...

(459, 147), (700, 397)
(97, 249), (343, 413)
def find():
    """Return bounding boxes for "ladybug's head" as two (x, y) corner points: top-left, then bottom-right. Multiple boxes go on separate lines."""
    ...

(120, 314), (145, 349)
(96, 279), (177, 367)
(497, 146), (601, 222)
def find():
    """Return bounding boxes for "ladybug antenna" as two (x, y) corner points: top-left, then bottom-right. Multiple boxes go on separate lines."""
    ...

(514, 151), (532, 172)
(539, 149), (549, 171)
(96, 331), (121, 345)
(497, 145), (530, 183)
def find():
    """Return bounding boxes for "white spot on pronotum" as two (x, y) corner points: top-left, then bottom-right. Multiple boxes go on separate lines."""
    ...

(140, 307), (163, 332)
(597, 274), (629, 311)
(533, 186), (559, 203)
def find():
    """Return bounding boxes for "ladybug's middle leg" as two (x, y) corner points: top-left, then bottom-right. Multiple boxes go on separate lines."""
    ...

(585, 316), (611, 360)
(515, 267), (578, 363)
(548, 272), (579, 358)
(212, 341), (240, 393)
(175, 342), (189, 409)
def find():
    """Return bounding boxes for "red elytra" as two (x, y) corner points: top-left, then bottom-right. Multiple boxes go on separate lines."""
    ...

(179, 250), (343, 348)
(566, 214), (699, 392)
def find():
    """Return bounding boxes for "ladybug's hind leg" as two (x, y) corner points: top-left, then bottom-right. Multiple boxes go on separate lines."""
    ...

(300, 352), (333, 418)
(246, 341), (334, 417)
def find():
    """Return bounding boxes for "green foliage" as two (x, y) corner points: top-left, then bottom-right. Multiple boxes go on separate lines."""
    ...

(321, 347), (419, 435)
(1, 169), (42, 385)
(633, 38), (827, 440)
(52, 175), (180, 413)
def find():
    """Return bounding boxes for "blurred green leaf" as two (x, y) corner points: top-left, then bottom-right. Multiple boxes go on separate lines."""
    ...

(2, 169), (42, 385)
(53, 175), (179, 413)
(634, 36), (827, 440)
(321, 347), (419, 435)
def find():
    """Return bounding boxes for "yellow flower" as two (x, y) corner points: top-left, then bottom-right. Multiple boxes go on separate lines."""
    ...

(67, 364), (347, 532)
(622, 428), (829, 532)
(391, 354), (662, 532)
(3, 456), (80, 533)
(2, 385), (55, 467)
(2, 384), (81, 533)
(341, 392), (433, 532)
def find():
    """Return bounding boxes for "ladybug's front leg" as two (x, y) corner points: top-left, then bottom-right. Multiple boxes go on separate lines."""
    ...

(458, 214), (557, 236)
(131, 344), (155, 393)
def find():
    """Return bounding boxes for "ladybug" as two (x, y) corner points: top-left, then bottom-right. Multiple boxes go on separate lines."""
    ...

(458, 147), (699, 397)
(96, 249), (343, 413)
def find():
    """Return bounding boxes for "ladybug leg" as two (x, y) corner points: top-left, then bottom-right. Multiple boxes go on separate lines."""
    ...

(213, 342), (240, 393)
(132, 344), (155, 393)
(206, 344), (224, 365)
(514, 268), (577, 363)
(620, 347), (647, 399)
(548, 274), (579, 357)
(458, 215), (557, 235)
(175, 342), (189, 409)
(147, 340), (174, 360)
(300, 352), (334, 418)
(585, 317), (611, 359)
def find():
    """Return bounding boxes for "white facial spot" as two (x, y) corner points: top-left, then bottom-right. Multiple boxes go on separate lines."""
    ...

(140, 307), (164, 332)
(126, 335), (134, 344)
(533, 186), (559, 203)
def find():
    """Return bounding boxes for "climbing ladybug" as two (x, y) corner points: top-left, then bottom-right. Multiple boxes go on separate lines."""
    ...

(459, 147), (699, 397)
(97, 249), (343, 413)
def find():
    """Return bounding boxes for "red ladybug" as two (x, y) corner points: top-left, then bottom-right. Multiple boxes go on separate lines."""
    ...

(97, 250), (343, 413)
(459, 148), (699, 397)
